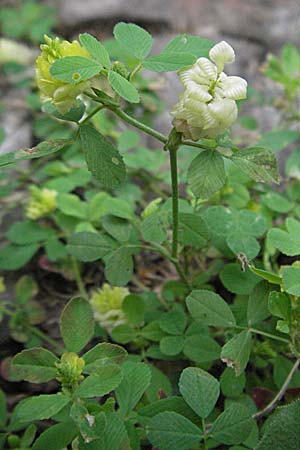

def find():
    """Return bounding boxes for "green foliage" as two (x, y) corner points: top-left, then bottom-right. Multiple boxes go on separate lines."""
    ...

(79, 124), (126, 189)
(187, 150), (226, 198)
(179, 367), (220, 418)
(60, 297), (94, 352)
(2, 22), (299, 450)
(255, 400), (300, 450)
(114, 22), (153, 61)
(108, 70), (140, 103)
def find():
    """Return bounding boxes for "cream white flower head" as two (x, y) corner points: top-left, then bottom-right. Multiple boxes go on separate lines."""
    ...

(171, 40), (247, 141)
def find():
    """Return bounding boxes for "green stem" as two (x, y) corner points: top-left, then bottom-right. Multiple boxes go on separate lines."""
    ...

(109, 107), (168, 144)
(80, 105), (105, 124)
(169, 146), (179, 259)
(129, 62), (142, 81)
(29, 326), (64, 355)
(71, 257), (88, 300)
(202, 418), (208, 450)
(235, 325), (290, 344)
(181, 140), (214, 151)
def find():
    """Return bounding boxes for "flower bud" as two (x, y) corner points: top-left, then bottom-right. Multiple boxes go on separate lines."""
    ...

(36, 35), (91, 113)
(56, 352), (85, 391)
(90, 284), (129, 333)
(171, 41), (247, 141)
(112, 61), (129, 79)
(26, 186), (57, 220)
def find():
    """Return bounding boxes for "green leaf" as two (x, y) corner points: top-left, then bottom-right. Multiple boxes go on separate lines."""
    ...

(111, 324), (137, 344)
(163, 34), (214, 57)
(179, 367), (220, 418)
(258, 130), (299, 152)
(211, 404), (253, 445)
(268, 291), (291, 320)
(220, 368), (246, 399)
(32, 420), (77, 450)
(247, 281), (271, 326)
(273, 355), (300, 389)
(141, 211), (168, 244)
(6, 220), (55, 245)
(226, 210), (267, 259)
(159, 309), (187, 335)
(79, 33), (110, 67)
(187, 150), (226, 198)
(221, 331), (252, 376)
(42, 99), (85, 122)
(0, 139), (71, 168)
(139, 396), (200, 425)
(71, 405), (106, 444)
(122, 294), (145, 325)
(268, 218), (300, 256)
(186, 290), (236, 328)
(160, 336), (185, 356)
(60, 297), (94, 352)
(102, 216), (131, 243)
(79, 124), (126, 189)
(104, 412), (130, 450)
(20, 423), (37, 448)
(262, 191), (293, 213)
(143, 52), (196, 72)
(83, 342), (127, 373)
(74, 365), (122, 398)
(67, 231), (116, 262)
(141, 321), (165, 342)
(50, 56), (101, 83)
(178, 213), (210, 247)
(282, 266), (300, 296)
(113, 22), (152, 60)
(220, 264), (259, 295)
(115, 362), (151, 417)
(147, 411), (201, 450)
(104, 246), (133, 286)
(16, 393), (70, 422)
(231, 147), (279, 183)
(57, 193), (88, 219)
(255, 400), (300, 450)
(108, 70), (140, 103)
(0, 390), (6, 429)
(0, 243), (39, 270)
(248, 265), (281, 285)
(11, 348), (58, 383)
(183, 334), (220, 363)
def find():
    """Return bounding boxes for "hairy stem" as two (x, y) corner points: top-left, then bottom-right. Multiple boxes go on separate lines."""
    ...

(169, 146), (179, 259)
(253, 358), (300, 420)
(109, 107), (168, 144)
(71, 257), (88, 300)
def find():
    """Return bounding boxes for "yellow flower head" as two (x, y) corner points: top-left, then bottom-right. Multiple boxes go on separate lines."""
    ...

(171, 41), (247, 141)
(26, 186), (57, 220)
(36, 35), (91, 113)
(90, 283), (129, 333)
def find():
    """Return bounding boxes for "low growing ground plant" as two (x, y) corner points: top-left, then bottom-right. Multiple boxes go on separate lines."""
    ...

(1, 21), (300, 450)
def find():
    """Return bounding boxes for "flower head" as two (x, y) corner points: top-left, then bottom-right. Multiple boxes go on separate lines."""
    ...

(36, 35), (91, 113)
(56, 352), (85, 392)
(171, 41), (247, 141)
(26, 186), (57, 220)
(90, 284), (129, 333)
